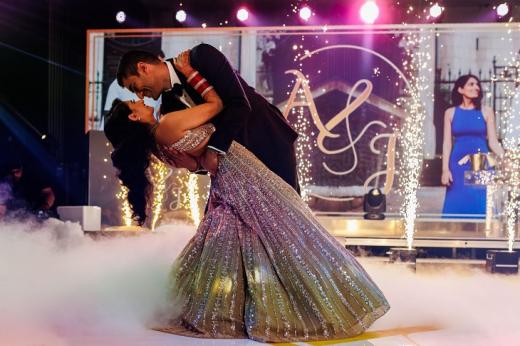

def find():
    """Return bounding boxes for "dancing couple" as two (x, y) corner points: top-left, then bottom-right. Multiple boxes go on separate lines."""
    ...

(104, 44), (389, 343)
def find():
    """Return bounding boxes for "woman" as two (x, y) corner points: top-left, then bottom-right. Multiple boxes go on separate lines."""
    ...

(441, 74), (504, 216)
(104, 52), (389, 343)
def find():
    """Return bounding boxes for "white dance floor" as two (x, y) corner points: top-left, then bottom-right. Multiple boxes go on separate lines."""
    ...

(1, 219), (519, 345)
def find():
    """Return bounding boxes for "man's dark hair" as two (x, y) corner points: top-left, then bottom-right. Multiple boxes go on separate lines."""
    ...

(116, 50), (162, 87)
(156, 49), (165, 60)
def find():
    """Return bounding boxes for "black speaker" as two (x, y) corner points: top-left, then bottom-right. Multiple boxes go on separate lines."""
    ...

(486, 250), (519, 274)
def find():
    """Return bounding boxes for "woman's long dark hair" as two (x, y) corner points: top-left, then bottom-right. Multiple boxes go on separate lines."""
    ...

(104, 99), (154, 225)
(451, 74), (483, 110)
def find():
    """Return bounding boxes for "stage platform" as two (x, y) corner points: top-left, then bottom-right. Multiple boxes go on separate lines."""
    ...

(83, 212), (519, 251)
(316, 213), (520, 250)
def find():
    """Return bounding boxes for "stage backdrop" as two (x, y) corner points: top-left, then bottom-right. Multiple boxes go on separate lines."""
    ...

(86, 24), (520, 227)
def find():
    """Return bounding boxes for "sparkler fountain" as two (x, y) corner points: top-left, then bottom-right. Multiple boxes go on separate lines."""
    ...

(390, 28), (434, 267)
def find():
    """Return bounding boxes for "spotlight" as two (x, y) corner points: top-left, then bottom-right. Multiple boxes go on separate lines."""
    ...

(496, 2), (510, 18)
(299, 6), (312, 21)
(363, 188), (386, 220)
(429, 3), (444, 18)
(175, 10), (187, 23)
(360, 0), (379, 24)
(236, 8), (249, 22)
(115, 11), (126, 24)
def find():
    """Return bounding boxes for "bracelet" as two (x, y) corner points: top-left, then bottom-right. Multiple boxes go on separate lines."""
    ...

(187, 70), (213, 97)
(187, 70), (198, 83)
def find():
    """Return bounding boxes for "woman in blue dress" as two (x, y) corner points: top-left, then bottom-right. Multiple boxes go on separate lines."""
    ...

(441, 74), (504, 216)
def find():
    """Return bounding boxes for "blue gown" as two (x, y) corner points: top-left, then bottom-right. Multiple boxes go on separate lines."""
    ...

(442, 107), (489, 217)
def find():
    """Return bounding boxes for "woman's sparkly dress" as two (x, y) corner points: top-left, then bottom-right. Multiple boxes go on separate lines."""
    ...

(154, 123), (389, 343)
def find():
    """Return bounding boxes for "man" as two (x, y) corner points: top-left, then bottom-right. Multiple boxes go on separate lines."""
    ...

(0, 178), (9, 219)
(1, 162), (55, 219)
(103, 50), (165, 127)
(103, 79), (161, 121)
(116, 44), (299, 192)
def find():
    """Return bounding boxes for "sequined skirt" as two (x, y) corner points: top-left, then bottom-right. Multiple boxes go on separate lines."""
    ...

(153, 142), (390, 342)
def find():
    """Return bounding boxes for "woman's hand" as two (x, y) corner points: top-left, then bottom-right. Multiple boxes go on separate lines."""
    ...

(200, 149), (220, 176)
(173, 50), (195, 77)
(441, 170), (453, 186)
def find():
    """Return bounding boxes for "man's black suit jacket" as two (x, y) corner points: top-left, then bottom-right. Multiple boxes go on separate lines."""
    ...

(160, 43), (300, 192)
